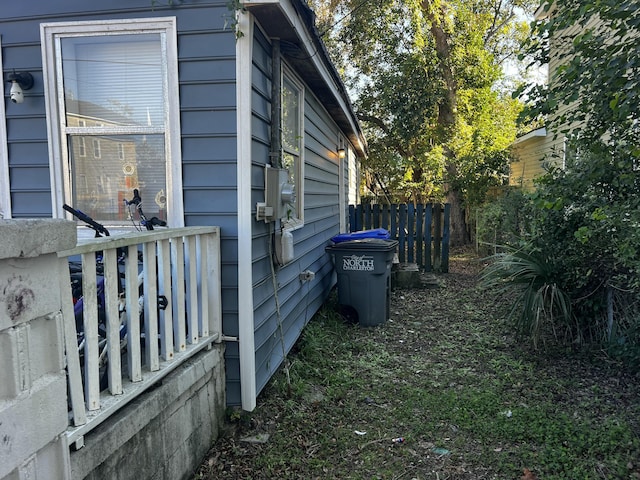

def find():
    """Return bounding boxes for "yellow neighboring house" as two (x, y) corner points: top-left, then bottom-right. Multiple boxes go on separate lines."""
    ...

(509, 2), (602, 189)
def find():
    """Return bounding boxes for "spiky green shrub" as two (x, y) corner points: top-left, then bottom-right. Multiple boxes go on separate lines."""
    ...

(480, 247), (573, 347)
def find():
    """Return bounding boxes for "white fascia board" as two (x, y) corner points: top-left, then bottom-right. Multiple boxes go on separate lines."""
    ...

(236, 10), (257, 411)
(514, 127), (547, 145)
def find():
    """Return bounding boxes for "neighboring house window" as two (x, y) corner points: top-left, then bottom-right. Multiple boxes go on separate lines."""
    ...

(93, 139), (101, 159)
(281, 69), (304, 227)
(41, 18), (183, 226)
(77, 137), (86, 157)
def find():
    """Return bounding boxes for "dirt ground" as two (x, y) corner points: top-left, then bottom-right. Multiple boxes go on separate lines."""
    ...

(192, 248), (640, 480)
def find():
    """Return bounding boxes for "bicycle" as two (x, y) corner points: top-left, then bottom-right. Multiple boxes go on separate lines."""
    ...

(64, 189), (168, 392)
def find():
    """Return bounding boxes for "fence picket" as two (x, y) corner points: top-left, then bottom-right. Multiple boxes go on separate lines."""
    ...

(373, 204), (380, 229)
(407, 204), (415, 263)
(390, 204), (397, 240)
(364, 204), (372, 229)
(425, 205), (433, 272)
(103, 248), (122, 395)
(442, 204), (451, 273)
(433, 204), (442, 272)
(416, 204), (424, 267)
(125, 245), (142, 382)
(143, 241), (160, 371)
(349, 205), (356, 232)
(81, 252), (100, 411)
(398, 205), (407, 263)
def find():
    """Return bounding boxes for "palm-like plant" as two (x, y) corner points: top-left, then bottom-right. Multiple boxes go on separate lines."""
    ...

(480, 246), (574, 348)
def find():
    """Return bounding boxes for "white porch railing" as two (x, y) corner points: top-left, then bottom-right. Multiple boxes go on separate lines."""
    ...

(57, 227), (222, 449)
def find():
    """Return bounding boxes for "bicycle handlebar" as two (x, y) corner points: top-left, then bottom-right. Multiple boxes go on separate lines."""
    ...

(63, 204), (110, 237)
(125, 189), (142, 207)
(123, 189), (166, 231)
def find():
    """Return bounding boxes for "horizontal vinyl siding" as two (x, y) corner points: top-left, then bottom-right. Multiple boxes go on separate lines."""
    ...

(547, 12), (603, 144)
(1, 1), (242, 401)
(253, 68), (343, 396)
(1, 1), (239, 224)
(3, 30), (50, 215)
(165, 7), (240, 391)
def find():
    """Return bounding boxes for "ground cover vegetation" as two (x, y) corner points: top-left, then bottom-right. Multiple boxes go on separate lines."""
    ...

(478, 0), (640, 364)
(194, 250), (640, 479)
(308, 0), (538, 245)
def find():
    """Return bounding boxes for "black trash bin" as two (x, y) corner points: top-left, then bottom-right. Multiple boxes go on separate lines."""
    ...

(326, 237), (398, 327)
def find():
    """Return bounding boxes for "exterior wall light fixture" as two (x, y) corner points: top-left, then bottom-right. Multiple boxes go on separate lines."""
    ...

(337, 147), (346, 159)
(7, 71), (34, 104)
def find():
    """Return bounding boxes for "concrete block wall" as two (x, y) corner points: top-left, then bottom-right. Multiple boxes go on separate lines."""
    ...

(0, 219), (77, 480)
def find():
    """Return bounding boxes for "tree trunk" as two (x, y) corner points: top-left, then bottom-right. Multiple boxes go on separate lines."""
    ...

(423, 0), (470, 246)
(446, 185), (470, 246)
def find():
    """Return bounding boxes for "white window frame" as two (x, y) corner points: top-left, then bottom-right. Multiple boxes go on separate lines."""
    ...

(281, 66), (305, 229)
(41, 17), (184, 227)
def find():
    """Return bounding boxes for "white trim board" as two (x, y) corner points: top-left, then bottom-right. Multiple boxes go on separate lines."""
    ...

(236, 10), (257, 411)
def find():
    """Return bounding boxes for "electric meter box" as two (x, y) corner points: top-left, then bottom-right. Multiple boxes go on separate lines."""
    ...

(265, 167), (295, 221)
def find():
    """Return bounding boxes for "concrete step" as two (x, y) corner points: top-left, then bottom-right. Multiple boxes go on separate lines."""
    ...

(391, 263), (440, 289)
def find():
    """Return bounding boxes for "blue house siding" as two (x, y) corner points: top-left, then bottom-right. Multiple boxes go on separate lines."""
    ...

(1, 0), (245, 398)
(1, 0), (366, 411)
(248, 30), (348, 397)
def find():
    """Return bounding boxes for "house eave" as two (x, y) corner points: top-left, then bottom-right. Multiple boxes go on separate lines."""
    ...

(243, 0), (367, 158)
(514, 127), (547, 145)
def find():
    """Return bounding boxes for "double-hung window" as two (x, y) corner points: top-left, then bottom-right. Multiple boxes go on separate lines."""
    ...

(41, 18), (183, 227)
(281, 69), (304, 227)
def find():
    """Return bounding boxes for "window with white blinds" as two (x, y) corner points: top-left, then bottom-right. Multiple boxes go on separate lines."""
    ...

(42, 18), (182, 226)
(281, 69), (304, 227)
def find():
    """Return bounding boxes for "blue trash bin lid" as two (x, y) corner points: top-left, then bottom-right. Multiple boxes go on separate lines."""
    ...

(331, 228), (390, 243)
(326, 237), (398, 251)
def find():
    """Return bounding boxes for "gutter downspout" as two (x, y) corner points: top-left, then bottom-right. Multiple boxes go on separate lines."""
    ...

(236, 9), (257, 411)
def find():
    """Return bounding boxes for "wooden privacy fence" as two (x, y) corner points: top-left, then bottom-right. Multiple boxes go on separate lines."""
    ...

(348, 203), (450, 272)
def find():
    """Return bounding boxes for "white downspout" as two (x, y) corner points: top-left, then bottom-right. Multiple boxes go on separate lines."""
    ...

(236, 10), (257, 411)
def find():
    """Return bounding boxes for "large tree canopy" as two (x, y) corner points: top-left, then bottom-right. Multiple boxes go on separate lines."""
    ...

(309, 0), (536, 245)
